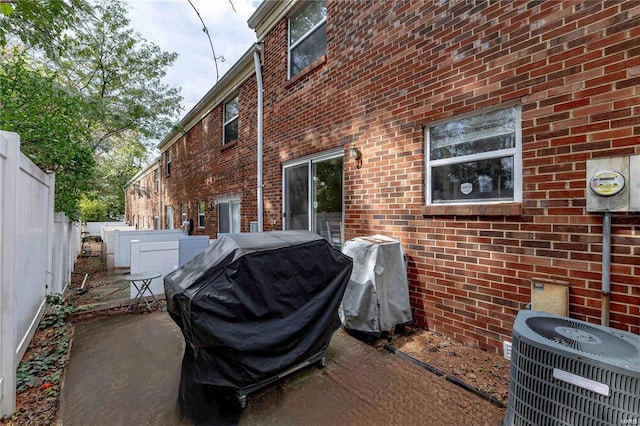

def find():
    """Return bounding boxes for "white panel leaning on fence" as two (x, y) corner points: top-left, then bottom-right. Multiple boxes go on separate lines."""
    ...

(0, 131), (80, 418)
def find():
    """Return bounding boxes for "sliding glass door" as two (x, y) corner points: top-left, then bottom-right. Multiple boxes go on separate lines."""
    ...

(283, 152), (343, 246)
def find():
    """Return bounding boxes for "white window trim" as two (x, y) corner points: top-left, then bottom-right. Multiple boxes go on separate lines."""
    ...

(424, 103), (522, 206)
(223, 96), (238, 145)
(287, 2), (327, 79)
(166, 150), (172, 176)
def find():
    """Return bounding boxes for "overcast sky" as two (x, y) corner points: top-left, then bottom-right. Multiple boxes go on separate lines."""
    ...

(126, 0), (260, 120)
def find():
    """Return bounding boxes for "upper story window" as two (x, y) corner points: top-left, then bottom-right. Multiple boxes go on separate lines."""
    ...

(223, 96), (238, 145)
(288, 0), (327, 78)
(425, 105), (522, 205)
(165, 150), (172, 176)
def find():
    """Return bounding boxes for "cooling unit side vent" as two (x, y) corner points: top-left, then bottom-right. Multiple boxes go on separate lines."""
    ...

(504, 310), (640, 426)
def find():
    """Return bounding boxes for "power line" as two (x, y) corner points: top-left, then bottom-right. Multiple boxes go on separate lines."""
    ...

(186, 0), (226, 82)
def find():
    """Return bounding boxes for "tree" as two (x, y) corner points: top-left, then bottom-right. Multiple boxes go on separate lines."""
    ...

(90, 137), (149, 219)
(0, 49), (94, 217)
(0, 0), (90, 51)
(55, 0), (182, 152)
(1, 0), (182, 218)
(78, 194), (107, 222)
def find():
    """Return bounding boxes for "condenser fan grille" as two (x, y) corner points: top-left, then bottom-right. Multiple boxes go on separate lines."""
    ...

(525, 317), (639, 359)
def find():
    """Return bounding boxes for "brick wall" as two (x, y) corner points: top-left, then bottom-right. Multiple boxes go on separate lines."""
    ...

(161, 75), (259, 236)
(258, 0), (640, 352)
(125, 165), (159, 229)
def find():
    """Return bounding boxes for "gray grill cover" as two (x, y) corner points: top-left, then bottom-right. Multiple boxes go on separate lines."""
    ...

(340, 235), (412, 334)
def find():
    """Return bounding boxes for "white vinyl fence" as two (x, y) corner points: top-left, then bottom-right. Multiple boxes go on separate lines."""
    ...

(0, 131), (80, 417)
(82, 221), (128, 239)
(129, 236), (211, 297)
(103, 228), (184, 270)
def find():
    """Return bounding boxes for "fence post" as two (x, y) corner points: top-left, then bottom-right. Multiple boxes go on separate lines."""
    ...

(0, 131), (19, 417)
(45, 172), (55, 295)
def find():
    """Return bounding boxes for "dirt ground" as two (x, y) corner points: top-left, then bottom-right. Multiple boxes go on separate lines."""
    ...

(2, 239), (510, 424)
(390, 328), (510, 406)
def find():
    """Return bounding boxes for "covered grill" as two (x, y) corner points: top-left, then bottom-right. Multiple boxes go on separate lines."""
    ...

(164, 230), (352, 409)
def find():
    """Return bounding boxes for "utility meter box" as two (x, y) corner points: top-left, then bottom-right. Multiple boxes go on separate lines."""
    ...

(586, 155), (639, 212)
(630, 155), (640, 212)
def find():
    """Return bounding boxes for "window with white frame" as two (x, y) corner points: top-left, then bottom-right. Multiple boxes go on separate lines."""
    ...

(166, 150), (172, 176)
(198, 201), (206, 227)
(218, 199), (240, 234)
(223, 96), (238, 145)
(425, 105), (522, 205)
(288, 0), (327, 78)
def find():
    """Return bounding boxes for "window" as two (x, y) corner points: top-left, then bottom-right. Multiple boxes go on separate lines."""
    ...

(181, 203), (187, 225)
(218, 199), (241, 233)
(223, 96), (238, 145)
(288, 0), (327, 78)
(198, 201), (206, 227)
(425, 105), (522, 205)
(165, 150), (172, 176)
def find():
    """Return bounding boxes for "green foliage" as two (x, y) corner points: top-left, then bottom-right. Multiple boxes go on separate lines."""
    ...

(16, 295), (73, 393)
(0, 49), (95, 218)
(0, 3), (13, 17)
(90, 137), (150, 219)
(40, 294), (76, 329)
(54, 0), (182, 151)
(1, 0), (182, 219)
(78, 195), (107, 222)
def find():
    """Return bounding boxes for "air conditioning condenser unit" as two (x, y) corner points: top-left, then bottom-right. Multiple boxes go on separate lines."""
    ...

(504, 310), (640, 426)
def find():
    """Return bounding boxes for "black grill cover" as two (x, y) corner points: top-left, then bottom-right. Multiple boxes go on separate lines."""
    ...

(164, 230), (353, 390)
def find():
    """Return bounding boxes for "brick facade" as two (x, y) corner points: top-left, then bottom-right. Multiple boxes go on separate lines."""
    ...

(125, 160), (160, 230)
(160, 77), (259, 235)
(127, 0), (640, 353)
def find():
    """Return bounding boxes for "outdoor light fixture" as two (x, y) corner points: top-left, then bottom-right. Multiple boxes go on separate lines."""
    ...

(349, 146), (362, 169)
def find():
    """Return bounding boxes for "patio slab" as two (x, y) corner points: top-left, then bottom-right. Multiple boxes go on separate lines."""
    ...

(58, 311), (504, 425)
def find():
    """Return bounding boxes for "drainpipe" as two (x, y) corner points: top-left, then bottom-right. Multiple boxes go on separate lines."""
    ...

(601, 211), (612, 326)
(157, 156), (163, 230)
(254, 43), (264, 232)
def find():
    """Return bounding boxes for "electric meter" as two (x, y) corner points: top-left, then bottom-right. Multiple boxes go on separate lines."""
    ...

(589, 170), (625, 197)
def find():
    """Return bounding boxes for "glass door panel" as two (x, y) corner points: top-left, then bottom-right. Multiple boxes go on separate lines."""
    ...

(284, 163), (309, 230)
(312, 157), (343, 247)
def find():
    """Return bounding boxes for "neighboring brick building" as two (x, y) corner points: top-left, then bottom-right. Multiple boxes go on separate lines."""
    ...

(127, 0), (640, 353)
(154, 46), (259, 235)
(125, 158), (161, 230)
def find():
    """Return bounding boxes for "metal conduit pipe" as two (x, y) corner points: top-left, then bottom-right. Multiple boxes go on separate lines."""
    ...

(253, 44), (264, 232)
(601, 211), (612, 327)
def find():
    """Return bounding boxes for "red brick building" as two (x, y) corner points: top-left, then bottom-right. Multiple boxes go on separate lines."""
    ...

(126, 0), (640, 353)
(125, 158), (161, 230)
